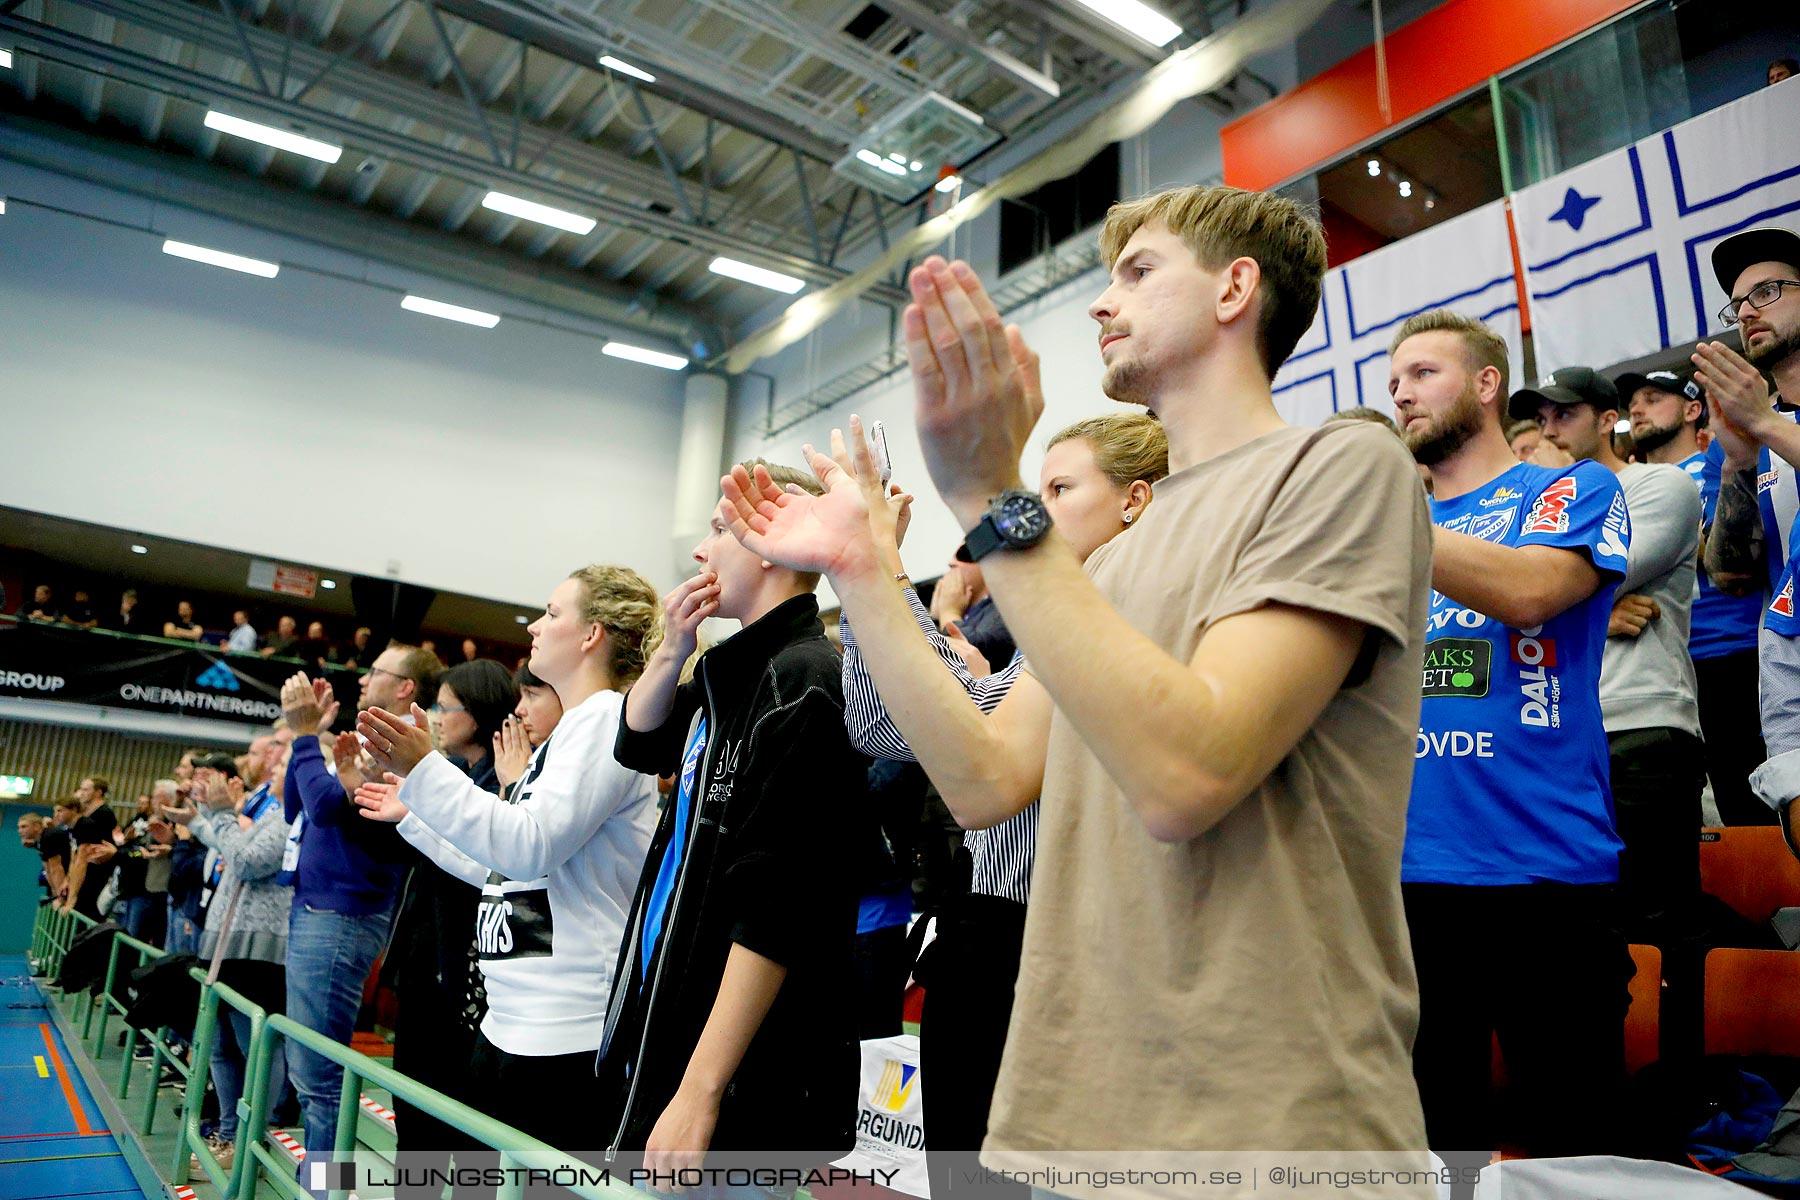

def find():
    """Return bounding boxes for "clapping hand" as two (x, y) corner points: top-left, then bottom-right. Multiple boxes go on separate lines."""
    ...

(280, 673), (339, 736)
(158, 796), (199, 827)
(903, 256), (1044, 525)
(333, 730), (367, 794)
(1693, 341), (1774, 466)
(357, 705), (435, 778)
(718, 421), (891, 580)
(352, 774), (410, 824)
(493, 717), (532, 790)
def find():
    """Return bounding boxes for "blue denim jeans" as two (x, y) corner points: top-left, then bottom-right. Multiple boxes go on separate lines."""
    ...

(212, 1005), (289, 1141)
(286, 903), (393, 1176)
(166, 906), (201, 957)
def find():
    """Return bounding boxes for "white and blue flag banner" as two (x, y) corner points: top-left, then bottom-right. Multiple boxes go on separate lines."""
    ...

(1272, 198), (1525, 427)
(1516, 76), (1800, 373)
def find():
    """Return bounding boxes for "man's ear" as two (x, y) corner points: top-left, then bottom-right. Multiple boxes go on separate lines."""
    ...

(1216, 256), (1261, 329)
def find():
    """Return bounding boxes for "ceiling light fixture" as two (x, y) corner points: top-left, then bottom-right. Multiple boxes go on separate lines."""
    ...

(709, 256), (806, 294)
(162, 239), (280, 278)
(0, 198), (7, 215)
(1614, 418), (1632, 435)
(401, 294), (501, 328)
(130, 544), (148, 555)
(1399, 180), (1413, 198)
(514, 614), (530, 625)
(320, 579), (337, 589)
(204, 110), (342, 163)
(1424, 196), (1437, 211)
(0, 49), (13, 70)
(1367, 159), (1381, 177)
(480, 190), (597, 235)
(935, 174), (963, 193)
(1071, 0), (1181, 47)
(603, 341), (689, 371)
(855, 148), (909, 177)
(599, 54), (656, 83)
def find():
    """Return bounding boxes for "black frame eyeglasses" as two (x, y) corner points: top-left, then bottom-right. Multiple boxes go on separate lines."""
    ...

(1720, 279), (1800, 327)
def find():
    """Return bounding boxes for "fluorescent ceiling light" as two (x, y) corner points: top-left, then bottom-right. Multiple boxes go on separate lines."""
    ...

(514, 614), (530, 625)
(1071, 0), (1181, 46)
(1614, 418), (1632, 434)
(603, 341), (689, 371)
(162, 239), (280, 278)
(855, 148), (908, 177)
(320, 579), (337, 589)
(0, 198), (7, 215)
(204, 110), (342, 163)
(130, 544), (148, 555)
(599, 54), (656, 83)
(480, 190), (596, 235)
(935, 174), (963, 193)
(708, 256), (805, 294)
(0, 49), (13, 70)
(401, 294), (501, 328)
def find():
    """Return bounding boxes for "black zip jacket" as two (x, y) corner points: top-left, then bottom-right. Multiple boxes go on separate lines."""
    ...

(604, 593), (868, 1157)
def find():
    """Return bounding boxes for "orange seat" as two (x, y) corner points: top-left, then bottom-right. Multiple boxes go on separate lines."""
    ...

(1624, 943), (1661, 1074)
(1704, 947), (1800, 1058)
(1698, 826), (1800, 924)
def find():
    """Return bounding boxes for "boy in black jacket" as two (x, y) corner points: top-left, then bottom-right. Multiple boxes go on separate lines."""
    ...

(607, 462), (868, 1184)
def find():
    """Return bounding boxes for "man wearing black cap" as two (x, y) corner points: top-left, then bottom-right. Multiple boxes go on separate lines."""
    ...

(1525, 369), (1704, 947)
(1699, 226), (1800, 831)
(1619, 366), (1771, 825)
(1389, 312), (1631, 1157)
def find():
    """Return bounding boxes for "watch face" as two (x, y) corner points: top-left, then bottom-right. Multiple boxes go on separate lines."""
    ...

(993, 492), (1052, 545)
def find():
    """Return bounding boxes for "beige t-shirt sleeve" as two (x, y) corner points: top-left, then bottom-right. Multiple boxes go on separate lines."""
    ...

(1209, 422), (1424, 649)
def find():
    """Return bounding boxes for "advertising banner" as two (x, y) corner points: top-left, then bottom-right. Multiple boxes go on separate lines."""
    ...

(0, 620), (355, 724)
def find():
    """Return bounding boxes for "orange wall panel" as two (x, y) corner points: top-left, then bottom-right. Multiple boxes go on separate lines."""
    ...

(1222, 0), (1641, 191)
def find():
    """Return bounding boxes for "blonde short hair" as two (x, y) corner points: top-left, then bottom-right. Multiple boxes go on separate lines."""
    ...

(1046, 412), (1170, 490)
(1389, 309), (1511, 399)
(568, 565), (663, 687)
(1099, 185), (1328, 380)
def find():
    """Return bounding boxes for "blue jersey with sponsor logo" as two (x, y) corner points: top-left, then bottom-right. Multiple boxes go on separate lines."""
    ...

(1684, 447), (1762, 659)
(1755, 414), (1800, 638)
(1404, 460), (1628, 886)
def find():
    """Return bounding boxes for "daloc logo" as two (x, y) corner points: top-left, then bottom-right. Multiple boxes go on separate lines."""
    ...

(195, 661), (241, 692)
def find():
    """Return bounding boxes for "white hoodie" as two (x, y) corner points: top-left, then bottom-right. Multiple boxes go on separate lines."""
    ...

(396, 688), (657, 1055)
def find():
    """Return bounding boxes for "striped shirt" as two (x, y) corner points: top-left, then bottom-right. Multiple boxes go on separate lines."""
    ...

(839, 590), (1037, 904)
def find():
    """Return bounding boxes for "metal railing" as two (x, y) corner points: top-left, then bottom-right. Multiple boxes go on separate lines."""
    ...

(28, 903), (648, 1200)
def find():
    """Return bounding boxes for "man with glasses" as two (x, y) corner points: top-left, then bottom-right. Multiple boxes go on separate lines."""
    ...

(1697, 227), (1800, 839)
(278, 644), (442, 1187)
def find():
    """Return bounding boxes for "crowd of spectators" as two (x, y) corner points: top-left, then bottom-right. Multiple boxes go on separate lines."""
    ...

(12, 583), (511, 670)
(11, 188), (1800, 1200)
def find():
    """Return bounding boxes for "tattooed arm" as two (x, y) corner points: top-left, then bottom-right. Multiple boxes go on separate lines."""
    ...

(1706, 461), (1767, 584)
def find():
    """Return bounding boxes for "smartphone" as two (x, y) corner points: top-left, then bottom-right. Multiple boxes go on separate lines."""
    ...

(870, 420), (893, 484)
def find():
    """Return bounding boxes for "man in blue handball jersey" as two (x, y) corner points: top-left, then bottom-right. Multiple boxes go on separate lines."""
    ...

(1390, 310), (1632, 1160)
(1701, 227), (1800, 844)
(1619, 366), (1772, 826)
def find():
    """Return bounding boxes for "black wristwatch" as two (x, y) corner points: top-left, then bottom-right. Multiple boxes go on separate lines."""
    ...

(956, 489), (1053, 563)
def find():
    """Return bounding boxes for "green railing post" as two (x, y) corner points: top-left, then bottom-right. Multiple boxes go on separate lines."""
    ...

(173, 976), (222, 1190)
(93, 928), (123, 1053)
(232, 1005), (276, 1200)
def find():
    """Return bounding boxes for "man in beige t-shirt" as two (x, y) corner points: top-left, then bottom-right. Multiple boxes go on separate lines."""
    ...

(724, 185), (1432, 1199)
